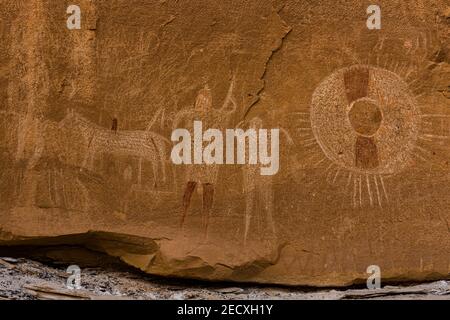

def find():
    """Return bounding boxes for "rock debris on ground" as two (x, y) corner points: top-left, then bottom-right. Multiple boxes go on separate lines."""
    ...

(0, 257), (448, 300)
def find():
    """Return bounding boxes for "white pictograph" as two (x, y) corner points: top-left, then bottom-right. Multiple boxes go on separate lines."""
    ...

(58, 109), (170, 188)
(173, 78), (237, 237)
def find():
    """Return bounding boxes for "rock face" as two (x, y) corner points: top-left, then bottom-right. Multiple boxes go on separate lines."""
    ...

(0, 0), (449, 286)
(1, 258), (449, 300)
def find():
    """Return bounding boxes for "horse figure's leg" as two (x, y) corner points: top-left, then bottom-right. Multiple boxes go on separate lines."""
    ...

(145, 143), (158, 189)
(138, 157), (142, 186)
(151, 159), (159, 189)
(82, 147), (90, 170)
(81, 129), (98, 171)
(156, 139), (167, 184)
(148, 136), (166, 187)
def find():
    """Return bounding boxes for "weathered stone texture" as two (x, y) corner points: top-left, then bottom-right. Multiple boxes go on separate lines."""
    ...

(0, 0), (449, 285)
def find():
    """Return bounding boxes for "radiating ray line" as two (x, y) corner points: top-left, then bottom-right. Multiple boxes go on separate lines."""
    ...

(393, 62), (399, 73)
(415, 145), (434, 154)
(388, 60), (396, 71)
(358, 175), (362, 207)
(300, 138), (317, 144)
(305, 153), (324, 165)
(366, 174), (373, 207)
(314, 157), (327, 167)
(332, 168), (341, 184)
(301, 141), (321, 150)
(302, 141), (319, 148)
(404, 68), (414, 80)
(418, 136), (433, 142)
(420, 114), (450, 118)
(304, 147), (321, 155)
(410, 87), (427, 96)
(411, 146), (429, 161)
(407, 78), (421, 86)
(379, 175), (389, 202)
(399, 62), (410, 77)
(412, 152), (428, 162)
(397, 62), (405, 76)
(340, 171), (352, 209)
(373, 175), (382, 208)
(296, 128), (312, 131)
(390, 60), (397, 70)
(420, 134), (450, 140)
(304, 147), (321, 157)
(353, 176), (357, 208)
(304, 152), (320, 161)
(397, 62), (406, 76)
(414, 92), (427, 99)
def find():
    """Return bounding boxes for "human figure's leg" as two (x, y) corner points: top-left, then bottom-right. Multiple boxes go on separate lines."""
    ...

(244, 190), (255, 246)
(181, 181), (197, 227)
(263, 184), (276, 236)
(202, 183), (214, 237)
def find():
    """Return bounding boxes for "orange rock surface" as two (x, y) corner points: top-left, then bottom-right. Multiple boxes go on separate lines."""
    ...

(0, 0), (448, 286)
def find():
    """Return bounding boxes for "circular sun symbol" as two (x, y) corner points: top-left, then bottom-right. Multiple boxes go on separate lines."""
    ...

(310, 65), (421, 176)
(292, 33), (448, 210)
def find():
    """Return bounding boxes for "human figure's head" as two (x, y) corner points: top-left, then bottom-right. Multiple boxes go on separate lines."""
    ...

(194, 85), (212, 112)
(248, 117), (263, 130)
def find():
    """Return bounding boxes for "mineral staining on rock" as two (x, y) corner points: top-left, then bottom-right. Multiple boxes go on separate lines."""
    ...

(0, 0), (449, 286)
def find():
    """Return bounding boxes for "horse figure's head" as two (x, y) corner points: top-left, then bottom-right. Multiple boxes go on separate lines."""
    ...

(58, 109), (87, 129)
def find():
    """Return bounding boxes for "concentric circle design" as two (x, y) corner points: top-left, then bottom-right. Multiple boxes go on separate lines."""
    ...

(348, 98), (382, 137)
(310, 65), (420, 174)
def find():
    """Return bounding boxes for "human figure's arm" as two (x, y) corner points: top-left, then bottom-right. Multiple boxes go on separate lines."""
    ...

(221, 75), (237, 115)
(280, 127), (294, 146)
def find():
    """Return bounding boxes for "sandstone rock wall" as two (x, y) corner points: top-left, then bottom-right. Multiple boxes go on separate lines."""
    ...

(0, 0), (449, 286)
